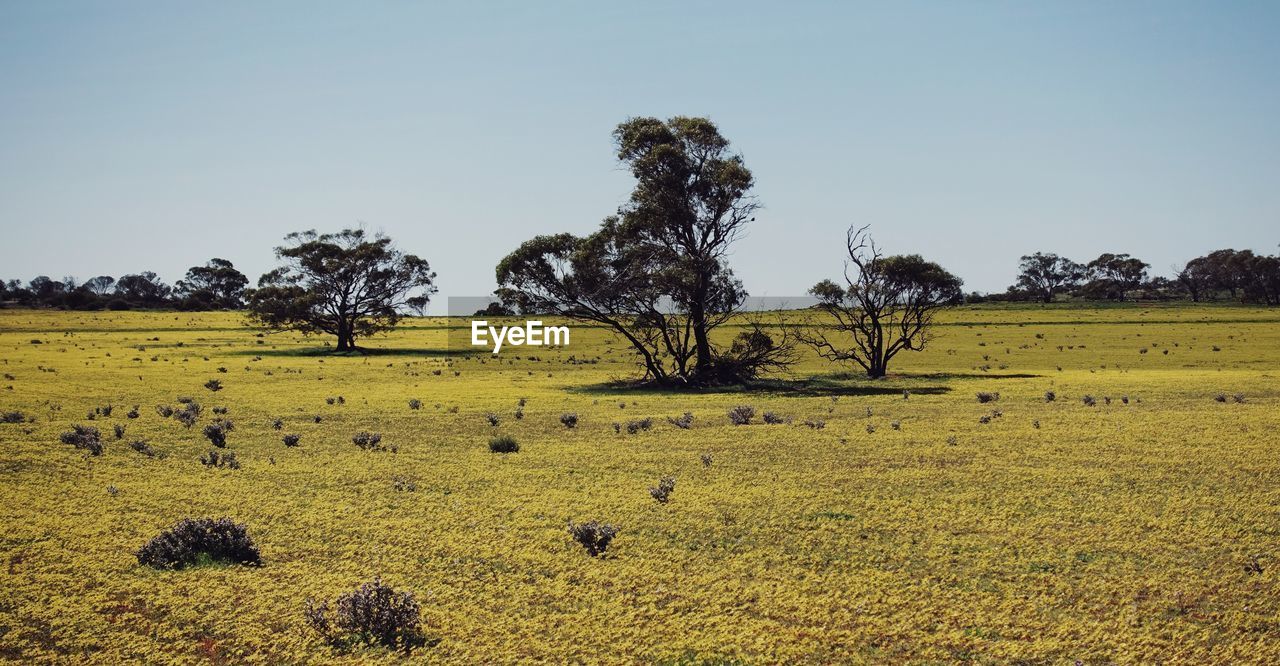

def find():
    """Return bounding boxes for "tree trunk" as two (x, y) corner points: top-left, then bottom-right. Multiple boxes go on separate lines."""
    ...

(336, 321), (353, 351)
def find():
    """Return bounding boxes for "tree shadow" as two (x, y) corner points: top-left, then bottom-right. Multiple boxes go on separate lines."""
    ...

(229, 346), (471, 358)
(570, 376), (953, 398)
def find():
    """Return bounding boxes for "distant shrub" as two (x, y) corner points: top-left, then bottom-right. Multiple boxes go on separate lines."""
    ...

(204, 379), (223, 392)
(727, 405), (755, 425)
(155, 404), (174, 418)
(60, 424), (103, 455)
(802, 419), (826, 430)
(946, 435), (958, 446)
(202, 419), (233, 447)
(976, 392), (1000, 404)
(325, 397), (336, 405)
(174, 403), (201, 428)
(890, 420), (901, 430)
(1082, 395), (1097, 407)
(113, 424), (126, 440)
(667, 412), (694, 429)
(200, 450), (240, 469)
(212, 406), (228, 415)
(489, 435), (519, 453)
(1121, 395), (1130, 405)
(1044, 391), (1056, 402)
(1, 411), (27, 424)
(135, 517), (260, 569)
(762, 412), (787, 425)
(626, 418), (653, 434)
(514, 407), (524, 420)
(485, 412), (500, 427)
(559, 413), (578, 429)
(408, 399), (422, 410)
(352, 431), (385, 451)
(649, 476), (676, 503)
(978, 415), (992, 424)
(1214, 393), (1227, 403)
(282, 433), (301, 447)
(866, 423), (877, 433)
(568, 520), (618, 557)
(1233, 393), (1246, 404)
(313, 415), (323, 424)
(392, 476), (417, 492)
(176, 396), (195, 404)
(97, 404), (114, 417)
(272, 418), (284, 430)
(700, 452), (713, 468)
(126, 406), (140, 419)
(304, 577), (426, 653)
(129, 440), (156, 457)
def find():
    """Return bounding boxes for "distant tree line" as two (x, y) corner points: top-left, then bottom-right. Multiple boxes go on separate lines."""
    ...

(0, 259), (249, 310)
(993, 248), (1280, 305)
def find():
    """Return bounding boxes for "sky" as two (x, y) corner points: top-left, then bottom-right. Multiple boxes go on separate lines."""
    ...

(2, 1), (1278, 312)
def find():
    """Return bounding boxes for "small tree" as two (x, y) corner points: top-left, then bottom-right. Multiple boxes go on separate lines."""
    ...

(1081, 253), (1148, 300)
(175, 258), (249, 309)
(799, 226), (962, 378)
(1014, 252), (1082, 303)
(248, 229), (436, 351)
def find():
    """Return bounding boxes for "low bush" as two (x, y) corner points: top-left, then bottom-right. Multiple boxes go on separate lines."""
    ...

(304, 577), (426, 653)
(667, 412), (694, 429)
(352, 431), (385, 451)
(762, 412), (787, 425)
(2, 411), (28, 424)
(282, 433), (301, 447)
(559, 413), (578, 429)
(204, 379), (223, 392)
(649, 476), (676, 503)
(568, 520), (618, 557)
(202, 419), (233, 447)
(135, 517), (260, 569)
(626, 418), (653, 434)
(489, 435), (519, 453)
(976, 392), (1000, 404)
(129, 440), (156, 457)
(727, 405), (755, 425)
(200, 450), (240, 469)
(59, 424), (103, 455)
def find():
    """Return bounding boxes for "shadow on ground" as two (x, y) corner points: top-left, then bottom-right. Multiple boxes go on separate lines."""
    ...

(230, 346), (471, 358)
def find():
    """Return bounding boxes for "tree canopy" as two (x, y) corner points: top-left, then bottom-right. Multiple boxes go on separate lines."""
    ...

(248, 229), (436, 351)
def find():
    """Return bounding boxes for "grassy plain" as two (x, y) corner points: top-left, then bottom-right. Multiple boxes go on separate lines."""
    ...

(1, 303), (1279, 664)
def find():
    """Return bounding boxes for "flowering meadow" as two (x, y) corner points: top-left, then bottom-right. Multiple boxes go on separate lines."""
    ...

(1, 304), (1278, 664)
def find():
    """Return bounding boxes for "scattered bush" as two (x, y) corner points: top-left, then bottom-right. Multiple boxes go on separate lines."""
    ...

(568, 520), (618, 557)
(129, 440), (156, 457)
(1044, 391), (1056, 402)
(408, 399), (422, 410)
(272, 418), (284, 430)
(485, 413), (500, 427)
(176, 396), (195, 404)
(282, 433), (301, 447)
(155, 404), (175, 418)
(514, 407), (525, 420)
(802, 419), (826, 430)
(174, 403), (201, 428)
(489, 435), (519, 453)
(1233, 393), (1246, 403)
(126, 406), (140, 419)
(976, 392), (1000, 404)
(559, 413), (578, 429)
(1082, 395), (1096, 407)
(649, 476), (676, 503)
(762, 412), (787, 425)
(727, 405), (755, 425)
(202, 419), (233, 447)
(1214, 393), (1227, 403)
(212, 406), (228, 415)
(667, 412), (694, 429)
(352, 431), (385, 451)
(135, 517), (260, 569)
(626, 418), (653, 434)
(113, 424), (126, 440)
(204, 379), (223, 392)
(392, 476), (417, 492)
(890, 420), (901, 430)
(1, 411), (28, 424)
(59, 424), (103, 455)
(700, 452), (713, 468)
(200, 450), (240, 469)
(304, 577), (426, 653)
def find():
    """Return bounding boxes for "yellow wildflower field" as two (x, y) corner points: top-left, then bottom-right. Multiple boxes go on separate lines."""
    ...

(1, 304), (1278, 664)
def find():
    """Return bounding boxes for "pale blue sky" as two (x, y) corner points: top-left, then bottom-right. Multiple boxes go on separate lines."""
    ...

(2, 1), (1277, 310)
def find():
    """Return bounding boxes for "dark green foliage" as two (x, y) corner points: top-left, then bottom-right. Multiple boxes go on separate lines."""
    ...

(135, 517), (260, 569)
